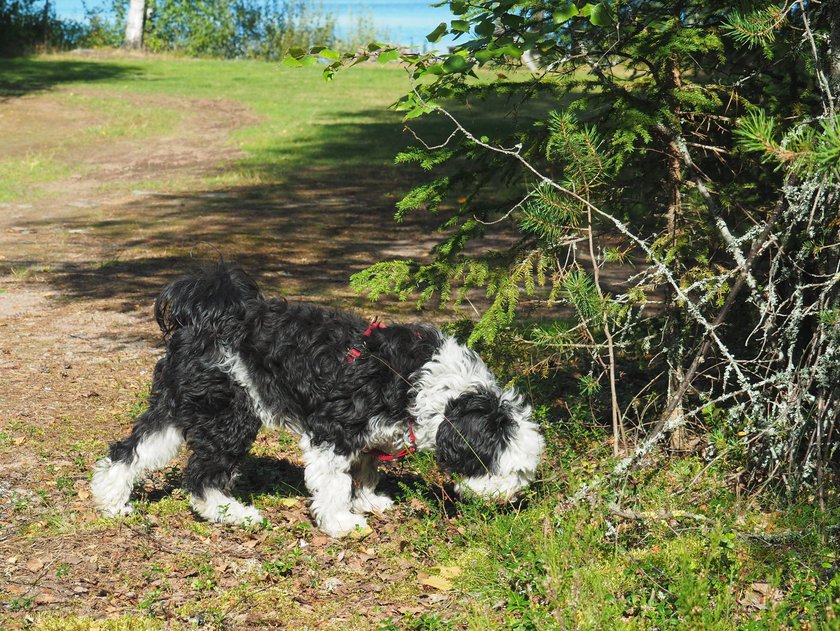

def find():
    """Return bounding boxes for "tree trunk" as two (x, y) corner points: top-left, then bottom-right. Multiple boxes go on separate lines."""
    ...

(662, 55), (686, 442)
(830, 0), (840, 108)
(42, 0), (50, 49)
(124, 0), (146, 50)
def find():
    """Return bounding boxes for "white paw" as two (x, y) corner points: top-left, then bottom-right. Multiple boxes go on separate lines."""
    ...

(211, 503), (264, 525)
(101, 503), (134, 518)
(352, 493), (394, 514)
(319, 511), (369, 538)
(191, 489), (264, 526)
(232, 504), (264, 526)
(91, 458), (136, 517)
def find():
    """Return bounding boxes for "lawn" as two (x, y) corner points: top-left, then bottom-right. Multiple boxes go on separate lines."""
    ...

(0, 53), (837, 629)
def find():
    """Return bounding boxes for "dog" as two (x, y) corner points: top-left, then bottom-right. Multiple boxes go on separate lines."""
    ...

(91, 264), (543, 537)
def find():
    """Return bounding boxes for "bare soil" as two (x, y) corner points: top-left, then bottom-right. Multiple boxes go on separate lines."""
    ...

(0, 85), (461, 629)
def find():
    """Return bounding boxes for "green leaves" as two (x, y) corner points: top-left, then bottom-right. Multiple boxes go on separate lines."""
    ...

(581, 3), (611, 26)
(451, 19), (471, 33)
(723, 6), (786, 59)
(553, 4), (579, 23)
(560, 268), (603, 323)
(310, 46), (340, 61)
(572, 2), (611, 26)
(442, 54), (474, 74)
(377, 49), (400, 64)
(427, 22), (448, 43)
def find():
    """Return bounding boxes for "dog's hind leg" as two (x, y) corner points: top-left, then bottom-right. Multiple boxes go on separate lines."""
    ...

(350, 454), (393, 514)
(91, 413), (184, 518)
(301, 436), (368, 537)
(184, 405), (263, 526)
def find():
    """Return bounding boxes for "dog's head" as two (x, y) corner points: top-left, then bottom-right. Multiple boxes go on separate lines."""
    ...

(434, 386), (543, 502)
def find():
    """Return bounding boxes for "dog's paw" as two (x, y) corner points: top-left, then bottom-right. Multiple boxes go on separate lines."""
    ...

(351, 493), (394, 514)
(230, 504), (264, 526)
(191, 491), (264, 526)
(100, 503), (134, 518)
(319, 512), (369, 538)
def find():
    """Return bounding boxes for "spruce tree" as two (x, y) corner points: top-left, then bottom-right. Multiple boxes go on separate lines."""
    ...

(289, 0), (840, 495)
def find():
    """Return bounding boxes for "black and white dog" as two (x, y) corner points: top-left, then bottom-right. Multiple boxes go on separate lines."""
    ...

(91, 265), (543, 537)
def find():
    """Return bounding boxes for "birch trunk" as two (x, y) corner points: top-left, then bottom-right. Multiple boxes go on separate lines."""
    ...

(124, 0), (146, 50)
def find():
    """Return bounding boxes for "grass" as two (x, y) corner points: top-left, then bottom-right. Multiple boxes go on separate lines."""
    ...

(0, 151), (70, 202)
(0, 55), (542, 202)
(393, 449), (840, 629)
(0, 55), (420, 202)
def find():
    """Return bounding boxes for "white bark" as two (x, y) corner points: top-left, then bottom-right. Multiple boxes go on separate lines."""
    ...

(124, 0), (146, 50)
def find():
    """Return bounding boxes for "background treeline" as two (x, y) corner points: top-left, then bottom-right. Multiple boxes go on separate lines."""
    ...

(0, 0), (374, 57)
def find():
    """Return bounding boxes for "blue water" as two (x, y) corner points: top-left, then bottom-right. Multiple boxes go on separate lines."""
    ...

(51, 0), (457, 49)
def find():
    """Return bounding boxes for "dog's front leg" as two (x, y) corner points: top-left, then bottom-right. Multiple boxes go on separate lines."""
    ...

(351, 454), (394, 514)
(301, 436), (368, 537)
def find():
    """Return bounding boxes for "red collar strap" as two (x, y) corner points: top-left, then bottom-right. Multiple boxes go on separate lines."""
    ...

(367, 418), (417, 461)
(347, 319), (387, 362)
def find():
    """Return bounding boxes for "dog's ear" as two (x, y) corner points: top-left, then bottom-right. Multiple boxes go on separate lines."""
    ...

(435, 388), (515, 477)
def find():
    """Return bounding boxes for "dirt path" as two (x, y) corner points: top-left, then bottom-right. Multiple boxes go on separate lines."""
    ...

(0, 84), (457, 628)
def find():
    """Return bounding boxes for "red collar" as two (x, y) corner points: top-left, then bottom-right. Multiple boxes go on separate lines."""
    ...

(367, 418), (417, 461)
(347, 320), (387, 362)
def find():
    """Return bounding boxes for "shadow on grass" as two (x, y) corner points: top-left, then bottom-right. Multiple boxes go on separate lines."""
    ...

(0, 56), (142, 98)
(18, 169), (444, 311)
(8, 82), (550, 318)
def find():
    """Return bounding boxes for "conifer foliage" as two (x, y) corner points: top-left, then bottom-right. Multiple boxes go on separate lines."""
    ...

(289, 1), (840, 498)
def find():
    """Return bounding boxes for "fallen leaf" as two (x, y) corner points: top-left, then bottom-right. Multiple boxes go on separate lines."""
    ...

(321, 577), (343, 592)
(13, 436), (26, 446)
(398, 605), (426, 615)
(739, 582), (784, 610)
(418, 573), (453, 591)
(347, 525), (373, 539)
(35, 591), (65, 604)
(409, 497), (430, 514)
(25, 558), (46, 573)
(432, 565), (461, 580)
(277, 498), (301, 507)
(419, 592), (448, 605)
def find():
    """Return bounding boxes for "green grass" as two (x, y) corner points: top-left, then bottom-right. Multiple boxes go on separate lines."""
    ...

(0, 55), (421, 201)
(1, 55), (541, 202)
(395, 454), (840, 629)
(0, 151), (71, 202)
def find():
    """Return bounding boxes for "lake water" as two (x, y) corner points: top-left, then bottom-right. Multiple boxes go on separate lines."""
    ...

(52, 0), (457, 49)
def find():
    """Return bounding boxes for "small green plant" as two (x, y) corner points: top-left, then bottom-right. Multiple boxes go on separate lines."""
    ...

(190, 560), (217, 592)
(262, 548), (301, 579)
(11, 492), (31, 512)
(7, 596), (33, 611)
(143, 563), (169, 582)
(56, 476), (74, 494)
(138, 588), (163, 611)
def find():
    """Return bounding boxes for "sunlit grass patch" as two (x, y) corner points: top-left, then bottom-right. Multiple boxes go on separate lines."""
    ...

(58, 92), (183, 142)
(0, 151), (70, 202)
(434, 459), (839, 629)
(24, 614), (165, 630)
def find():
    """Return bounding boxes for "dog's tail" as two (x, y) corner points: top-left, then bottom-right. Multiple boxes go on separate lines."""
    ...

(154, 263), (262, 342)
